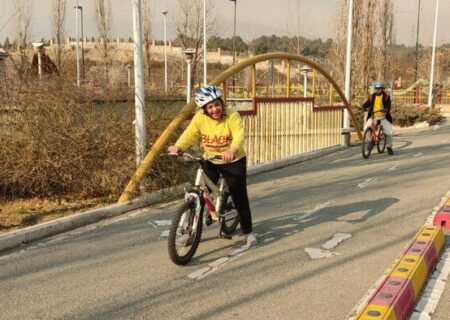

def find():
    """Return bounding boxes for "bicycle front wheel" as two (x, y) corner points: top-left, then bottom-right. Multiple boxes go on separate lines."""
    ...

(377, 127), (387, 153)
(220, 193), (239, 235)
(168, 197), (203, 265)
(362, 127), (373, 159)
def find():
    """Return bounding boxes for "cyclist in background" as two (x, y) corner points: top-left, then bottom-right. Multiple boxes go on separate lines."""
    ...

(362, 81), (394, 155)
(167, 85), (257, 247)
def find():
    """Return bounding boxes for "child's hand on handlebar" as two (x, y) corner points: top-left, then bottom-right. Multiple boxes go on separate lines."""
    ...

(222, 147), (238, 162)
(168, 146), (181, 154)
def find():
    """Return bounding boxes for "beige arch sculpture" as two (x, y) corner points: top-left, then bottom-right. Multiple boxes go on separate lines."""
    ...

(119, 52), (362, 202)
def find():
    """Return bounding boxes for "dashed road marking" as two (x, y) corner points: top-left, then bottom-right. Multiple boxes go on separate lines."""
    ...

(322, 233), (352, 250)
(357, 178), (376, 189)
(386, 164), (400, 172)
(153, 220), (172, 226)
(187, 243), (253, 280)
(294, 201), (334, 221)
(414, 152), (424, 157)
(160, 230), (170, 238)
(305, 233), (352, 259)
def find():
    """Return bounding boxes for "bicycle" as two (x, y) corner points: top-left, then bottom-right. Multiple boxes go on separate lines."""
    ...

(167, 152), (240, 265)
(362, 117), (387, 159)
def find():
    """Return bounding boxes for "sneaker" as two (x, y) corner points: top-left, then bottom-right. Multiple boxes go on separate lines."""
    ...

(245, 233), (258, 247)
(387, 147), (394, 155)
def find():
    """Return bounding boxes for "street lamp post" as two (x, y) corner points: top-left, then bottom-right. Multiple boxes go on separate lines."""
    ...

(183, 49), (196, 103)
(74, 4), (85, 82)
(300, 65), (312, 98)
(132, 0), (147, 168)
(230, 0), (237, 66)
(428, 0), (440, 107)
(74, 0), (80, 87)
(162, 9), (168, 96)
(203, 0), (207, 86)
(343, 0), (353, 133)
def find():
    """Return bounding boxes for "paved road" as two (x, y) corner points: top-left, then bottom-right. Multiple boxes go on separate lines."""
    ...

(1, 123), (450, 320)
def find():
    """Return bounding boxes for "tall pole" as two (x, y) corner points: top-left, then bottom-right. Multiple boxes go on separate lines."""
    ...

(187, 61), (192, 103)
(75, 0), (80, 87)
(203, 0), (207, 85)
(231, 0), (237, 66)
(162, 10), (168, 96)
(428, 0), (440, 107)
(132, 0), (147, 168)
(80, 6), (85, 82)
(343, 0), (353, 132)
(414, 0), (421, 84)
(303, 73), (307, 98)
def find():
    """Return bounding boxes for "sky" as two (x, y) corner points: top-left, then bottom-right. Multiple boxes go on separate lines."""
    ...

(0, 0), (449, 47)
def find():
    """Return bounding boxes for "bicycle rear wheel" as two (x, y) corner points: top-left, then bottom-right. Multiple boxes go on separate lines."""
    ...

(168, 197), (203, 265)
(362, 127), (373, 159)
(377, 127), (387, 153)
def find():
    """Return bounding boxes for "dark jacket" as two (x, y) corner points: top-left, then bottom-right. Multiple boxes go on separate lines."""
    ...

(362, 92), (392, 123)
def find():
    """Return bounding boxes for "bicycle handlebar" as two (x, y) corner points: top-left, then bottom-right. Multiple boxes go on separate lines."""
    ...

(167, 151), (222, 161)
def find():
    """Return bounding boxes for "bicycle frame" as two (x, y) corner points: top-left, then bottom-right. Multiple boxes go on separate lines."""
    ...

(193, 167), (226, 221)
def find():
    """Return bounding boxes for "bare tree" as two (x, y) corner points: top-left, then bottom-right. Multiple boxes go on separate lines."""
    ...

(375, 0), (395, 81)
(143, 0), (152, 80)
(173, 0), (218, 88)
(51, 0), (66, 73)
(13, 0), (32, 74)
(94, 0), (112, 84)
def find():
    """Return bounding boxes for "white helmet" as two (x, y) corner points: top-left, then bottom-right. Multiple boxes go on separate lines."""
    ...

(194, 85), (223, 108)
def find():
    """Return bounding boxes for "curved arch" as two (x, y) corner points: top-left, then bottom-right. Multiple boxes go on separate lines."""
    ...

(119, 52), (361, 202)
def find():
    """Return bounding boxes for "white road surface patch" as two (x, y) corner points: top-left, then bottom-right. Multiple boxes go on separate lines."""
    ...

(356, 178), (376, 189)
(304, 248), (340, 259)
(160, 230), (170, 238)
(148, 221), (157, 228)
(432, 125), (440, 131)
(153, 220), (172, 226)
(322, 233), (352, 250)
(188, 237), (258, 280)
(414, 152), (424, 157)
(387, 164), (400, 172)
(294, 201), (334, 221)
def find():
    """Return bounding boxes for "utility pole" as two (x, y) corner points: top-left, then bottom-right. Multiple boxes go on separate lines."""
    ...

(414, 0), (421, 84)
(132, 0), (147, 167)
(428, 0), (440, 107)
(203, 0), (207, 85)
(343, 0), (354, 144)
(75, 0), (80, 87)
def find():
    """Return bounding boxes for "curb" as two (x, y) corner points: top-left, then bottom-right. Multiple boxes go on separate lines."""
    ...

(0, 144), (349, 253)
(349, 193), (450, 320)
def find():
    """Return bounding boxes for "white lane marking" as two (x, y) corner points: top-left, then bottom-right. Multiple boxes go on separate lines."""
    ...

(160, 230), (170, 238)
(264, 237), (275, 243)
(153, 220), (172, 226)
(356, 178), (376, 189)
(414, 152), (424, 157)
(412, 249), (450, 317)
(386, 164), (400, 172)
(322, 233), (352, 250)
(304, 247), (340, 259)
(148, 221), (157, 228)
(294, 201), (334, 221)
(305, 233), (352, 259)
(432, 125), (440, 131)
(188, 245), (252, 280)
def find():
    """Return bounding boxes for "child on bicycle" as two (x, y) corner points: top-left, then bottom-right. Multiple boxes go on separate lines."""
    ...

(362, 81), (394, 155)
(167, 85), (257, 247)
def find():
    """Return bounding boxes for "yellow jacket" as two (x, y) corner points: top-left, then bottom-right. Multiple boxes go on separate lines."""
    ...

(175, 109), (246, 163)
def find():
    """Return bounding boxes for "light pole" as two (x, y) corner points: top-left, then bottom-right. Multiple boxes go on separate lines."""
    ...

(183, 49), (196, 103)
(0, 48), (8, 79)
(74, 4), (85, 82)
(428, 0), (440, 107)
(132, 0), (147, 168)
(229, 0), (237, 66)
(203, 0), (207, 85)
(162, 9), (168, 96)
(300, 65), (312, 98)
(32, 42), (44, 80)
(343, 0), (353, 134)
(414, 0), (421, 84)
(74, 0), (80, 87)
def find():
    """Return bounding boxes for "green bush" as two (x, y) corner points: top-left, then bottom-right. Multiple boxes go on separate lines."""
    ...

(391, 104), (444, 127)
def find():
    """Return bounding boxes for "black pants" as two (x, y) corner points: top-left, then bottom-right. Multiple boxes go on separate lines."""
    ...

(202, 157), (253, 234)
